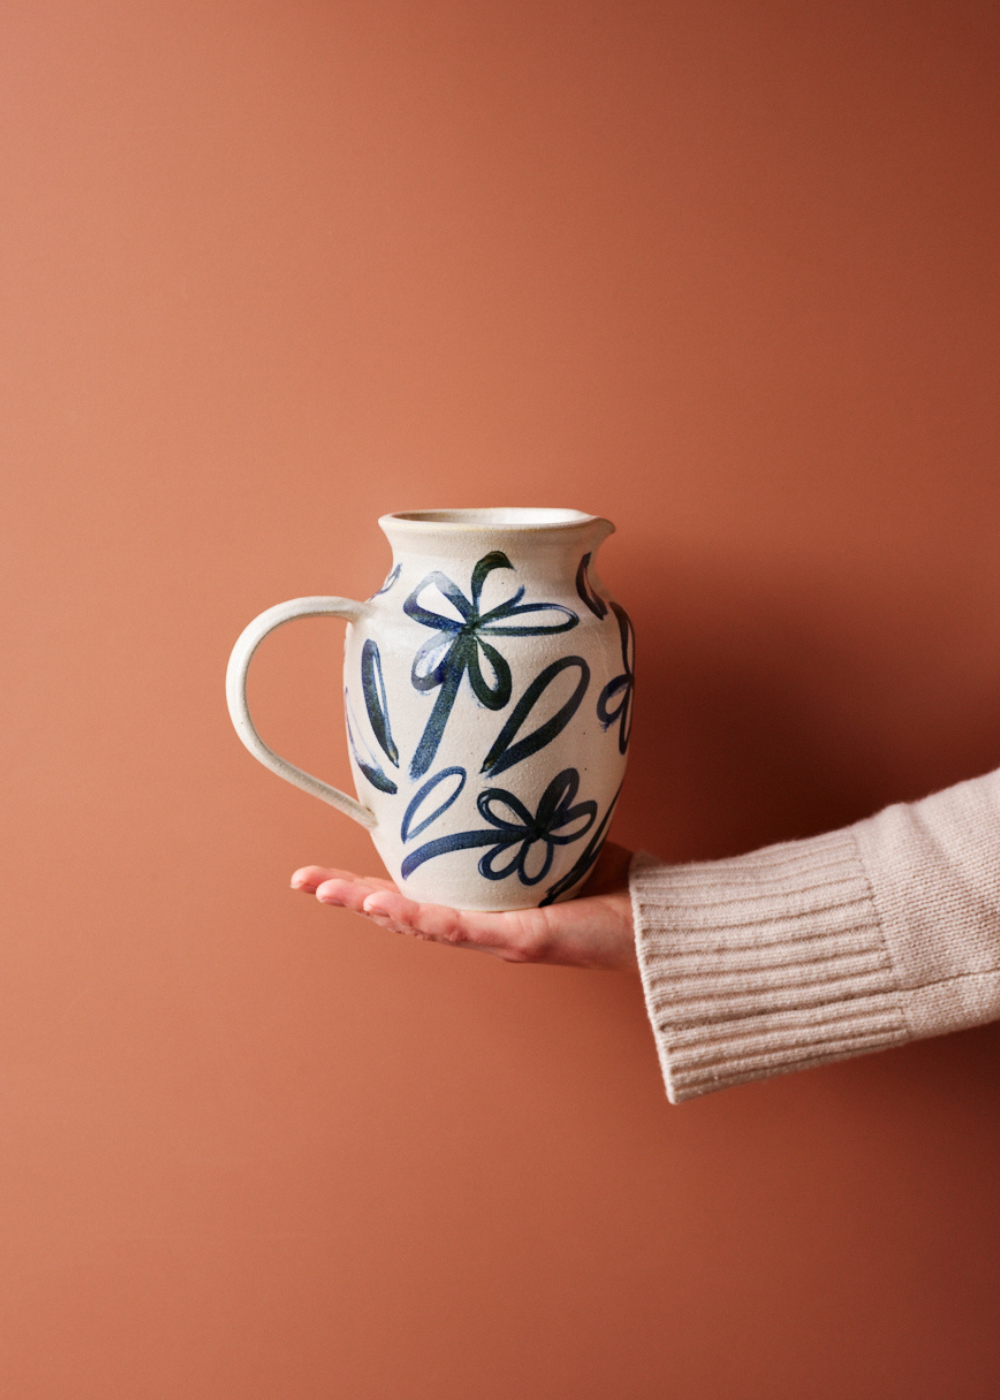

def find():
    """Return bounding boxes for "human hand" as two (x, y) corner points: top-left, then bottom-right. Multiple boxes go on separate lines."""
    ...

(290, 842), (637, 972)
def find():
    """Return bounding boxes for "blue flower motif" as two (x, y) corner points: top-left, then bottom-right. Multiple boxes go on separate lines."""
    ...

(404, 551), (578, 778)
(400, 768), (597, 886)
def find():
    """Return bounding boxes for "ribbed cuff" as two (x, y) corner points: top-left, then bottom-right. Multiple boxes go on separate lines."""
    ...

(630, 830), (909, 1102)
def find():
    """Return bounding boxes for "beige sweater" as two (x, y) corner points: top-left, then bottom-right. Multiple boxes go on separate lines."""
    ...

(629, 767), (1000, 1102)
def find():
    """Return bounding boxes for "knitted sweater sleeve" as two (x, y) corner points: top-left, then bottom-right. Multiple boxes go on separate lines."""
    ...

(629, 768), (1000, 1102)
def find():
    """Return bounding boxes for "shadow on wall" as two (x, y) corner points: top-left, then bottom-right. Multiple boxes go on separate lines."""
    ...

(614, 550), (1000, 866)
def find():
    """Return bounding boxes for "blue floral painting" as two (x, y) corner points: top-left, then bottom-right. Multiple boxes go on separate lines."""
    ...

(403, 551), (579, 778)
(400, 767), (597, 886)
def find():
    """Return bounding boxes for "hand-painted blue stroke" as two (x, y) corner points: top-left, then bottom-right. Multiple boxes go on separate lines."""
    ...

(345, 691), (398, 794)
(400, 766), (466, 843)
(539, 779), (623, 905)
(596, 602), (635, 755)
(575, 552), (608, 619)
(367, 563), (401, 600)
(404, 551), (579, 779)
(361, 639), (399, 766)
(400, 767), (596, 886)
(481, 656), (590, 777)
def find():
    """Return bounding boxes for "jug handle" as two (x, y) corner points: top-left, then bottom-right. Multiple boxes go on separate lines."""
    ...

(226, 596), (377, 829)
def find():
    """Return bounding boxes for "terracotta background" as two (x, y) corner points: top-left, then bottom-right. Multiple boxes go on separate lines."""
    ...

(4, 1), (1000, 1396)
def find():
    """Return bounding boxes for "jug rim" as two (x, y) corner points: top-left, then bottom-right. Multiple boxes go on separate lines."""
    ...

(380, 507), (610, 533)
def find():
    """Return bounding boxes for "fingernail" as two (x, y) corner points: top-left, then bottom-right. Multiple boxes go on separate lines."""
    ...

(363, 896), (390, 915)
(317, 891), (344, 906)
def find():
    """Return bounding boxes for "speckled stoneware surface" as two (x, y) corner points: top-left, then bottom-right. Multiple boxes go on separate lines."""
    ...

(226, 508), (633, 911)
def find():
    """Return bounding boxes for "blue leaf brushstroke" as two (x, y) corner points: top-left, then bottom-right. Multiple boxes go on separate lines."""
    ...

(345, 691), (398, 794)
(400, 766), (467, 843)
(360, 639), (399, 766)
(481, 656), (590, 777)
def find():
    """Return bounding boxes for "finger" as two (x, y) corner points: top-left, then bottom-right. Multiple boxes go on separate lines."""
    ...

(360, 900), (512, 958)
(314, 875), (390, 913)
(361, 889), (547, 961)
(291, 865), (369, 891)
(291, 866), (395, 894)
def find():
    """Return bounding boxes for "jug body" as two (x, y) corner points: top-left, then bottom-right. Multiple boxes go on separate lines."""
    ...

(343, 509), (632, 910)
(227, 508), (633, 911)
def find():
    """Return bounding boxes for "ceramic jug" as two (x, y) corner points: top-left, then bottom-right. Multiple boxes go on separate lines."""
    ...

(226, 508), (633, 911)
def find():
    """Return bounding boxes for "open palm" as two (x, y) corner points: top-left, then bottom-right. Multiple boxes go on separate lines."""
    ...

(291, 842), (636, 972)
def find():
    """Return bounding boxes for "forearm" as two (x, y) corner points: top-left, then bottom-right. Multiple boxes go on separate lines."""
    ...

(630, 768), (1000, 1103)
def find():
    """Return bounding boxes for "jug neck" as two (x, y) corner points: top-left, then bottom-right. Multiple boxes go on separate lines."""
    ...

(379, 509), (614, 575)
